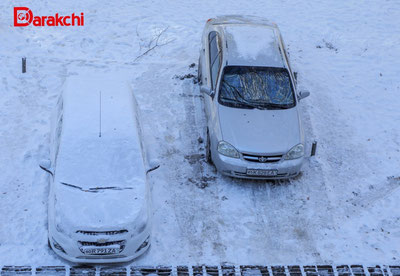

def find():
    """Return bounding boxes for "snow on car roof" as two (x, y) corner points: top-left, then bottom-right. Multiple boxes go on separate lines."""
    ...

(62, 75), (139, 140)
(209, 15), (277, 28)
(224, 24), (285, 67)
(56, 75), (146, 189)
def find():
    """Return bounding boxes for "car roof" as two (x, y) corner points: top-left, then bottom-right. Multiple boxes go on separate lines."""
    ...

(209, 16), (285, 68)
(56, 75), (146, 188)
(224, 24), (284, 67)
(62, 75), (139, 140)
(208, 15), (277, 27)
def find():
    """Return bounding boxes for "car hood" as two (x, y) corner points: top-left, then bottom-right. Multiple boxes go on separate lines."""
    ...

(54, 182), (147, 230)
(218, 105), (302, 154)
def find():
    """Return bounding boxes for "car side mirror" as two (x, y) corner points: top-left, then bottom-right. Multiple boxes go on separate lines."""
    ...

(298, 90), (310, 100)
(200, 85), (215, 98)
(147, 159), (160, 174)
(39, 159), (54, 176)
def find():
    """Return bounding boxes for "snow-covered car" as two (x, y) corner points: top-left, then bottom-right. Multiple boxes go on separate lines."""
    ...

(39, 76), (159, 263)
(198, 15), (310, 179)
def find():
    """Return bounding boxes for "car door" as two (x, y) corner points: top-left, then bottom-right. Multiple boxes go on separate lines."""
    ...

(47, 97), (63, 221)
(204, 30), (222, 130)
(49, 97), (63, 175)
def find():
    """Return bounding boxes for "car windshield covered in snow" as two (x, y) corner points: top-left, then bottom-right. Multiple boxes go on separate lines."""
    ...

(218, 66), (295, 109)
(56, 138), (146, 190)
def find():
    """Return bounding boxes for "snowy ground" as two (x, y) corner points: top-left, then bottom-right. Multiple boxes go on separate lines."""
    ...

(1, 0), (400, 266)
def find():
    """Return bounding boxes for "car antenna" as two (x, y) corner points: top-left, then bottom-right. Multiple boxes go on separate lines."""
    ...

(99, 91), (102, 138)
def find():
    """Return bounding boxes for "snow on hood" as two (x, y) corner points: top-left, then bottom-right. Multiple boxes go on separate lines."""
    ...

(54, 138), (148, 230)
(54, 182), (147, 230)
(218, 105), (302, 154)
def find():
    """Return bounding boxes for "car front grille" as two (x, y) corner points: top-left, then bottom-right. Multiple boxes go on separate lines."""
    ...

(76, 229), (128, 236)
(78, 240), (125, 247)
(242, 153), (282, 163)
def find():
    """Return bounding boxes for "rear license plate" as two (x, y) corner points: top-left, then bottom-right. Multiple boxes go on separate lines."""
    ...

(81, 247), (119, 255)
(246, 169), (278, 176)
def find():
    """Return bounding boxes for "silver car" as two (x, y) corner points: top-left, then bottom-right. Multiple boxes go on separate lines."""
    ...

(198, 15), (310, 179)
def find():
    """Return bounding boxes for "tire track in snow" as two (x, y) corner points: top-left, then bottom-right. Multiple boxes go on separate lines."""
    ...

(170, 71), (225, 260)
(131, 63), (224, 263)
(210, 86), (334, 263)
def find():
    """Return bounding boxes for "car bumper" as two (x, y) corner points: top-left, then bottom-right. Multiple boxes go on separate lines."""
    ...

(213, 153), (305, 179)
(49, 226), (151, 264)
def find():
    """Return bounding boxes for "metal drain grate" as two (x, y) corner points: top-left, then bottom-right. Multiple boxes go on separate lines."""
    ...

(0, 264), (398, 276)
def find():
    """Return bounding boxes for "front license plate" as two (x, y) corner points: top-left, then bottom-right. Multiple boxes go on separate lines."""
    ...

(247, 169), (278, 176)
(81, 247), (119, 255)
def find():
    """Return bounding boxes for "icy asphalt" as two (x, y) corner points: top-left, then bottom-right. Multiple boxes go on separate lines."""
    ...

(0, 0), (400, 266)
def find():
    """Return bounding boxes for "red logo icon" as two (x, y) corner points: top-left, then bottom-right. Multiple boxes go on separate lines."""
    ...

(14, 7), (84, 27)
(14, 7), (32, 27)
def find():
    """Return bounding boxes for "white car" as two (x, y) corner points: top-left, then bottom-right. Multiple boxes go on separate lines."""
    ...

(198, 15), (310, 179)
(40, 76), (159, 263)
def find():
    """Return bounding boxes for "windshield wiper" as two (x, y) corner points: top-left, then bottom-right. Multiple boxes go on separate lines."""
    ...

(220, 98), (261, 109)
(222, 82), (267, 110)
(240, 102), (264, 109)
(248, 101), (293, 110)
(60, 182), (134, 193)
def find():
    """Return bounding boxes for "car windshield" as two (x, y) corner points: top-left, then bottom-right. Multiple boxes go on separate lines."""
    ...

(218, 66), (295, 109)
(56, 138), (145, 189)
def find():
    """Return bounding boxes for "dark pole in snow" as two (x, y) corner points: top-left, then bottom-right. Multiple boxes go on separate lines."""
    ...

(22, 57), (26, 73)
(311, 141), (317, 156)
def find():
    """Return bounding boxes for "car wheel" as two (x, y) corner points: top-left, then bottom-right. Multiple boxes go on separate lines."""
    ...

(205, 130), (212, 164)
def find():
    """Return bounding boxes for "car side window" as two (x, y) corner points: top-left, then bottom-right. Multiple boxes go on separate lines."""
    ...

(208, 31), (222, 90)
(52, 97), (63, 165)
(209, 32), (217, 65)
(283, 46), (291, 70)
(54, 114), (63, 163)
(279, 36), (296, 86)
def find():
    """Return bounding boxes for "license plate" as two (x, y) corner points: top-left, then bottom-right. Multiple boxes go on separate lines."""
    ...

(247, 169), (278, 176)
(81, 246), (119, 255)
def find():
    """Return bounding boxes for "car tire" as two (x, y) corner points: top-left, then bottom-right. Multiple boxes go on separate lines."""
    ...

(48, 238), (52, 249)
(205, 130), (213, 164)
(197, 57), (202, 84)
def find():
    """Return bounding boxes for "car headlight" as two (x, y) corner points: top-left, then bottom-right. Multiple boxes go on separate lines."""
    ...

(52, 238), (66, 254)
(285, 143), (304, 160)
(217, 141), (240, 158)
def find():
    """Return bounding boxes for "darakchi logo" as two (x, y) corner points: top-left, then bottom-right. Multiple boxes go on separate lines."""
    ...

(14, 7), (84, 27)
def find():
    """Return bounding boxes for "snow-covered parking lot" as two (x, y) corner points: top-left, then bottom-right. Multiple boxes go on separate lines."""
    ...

(1, 0), (400, 267)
